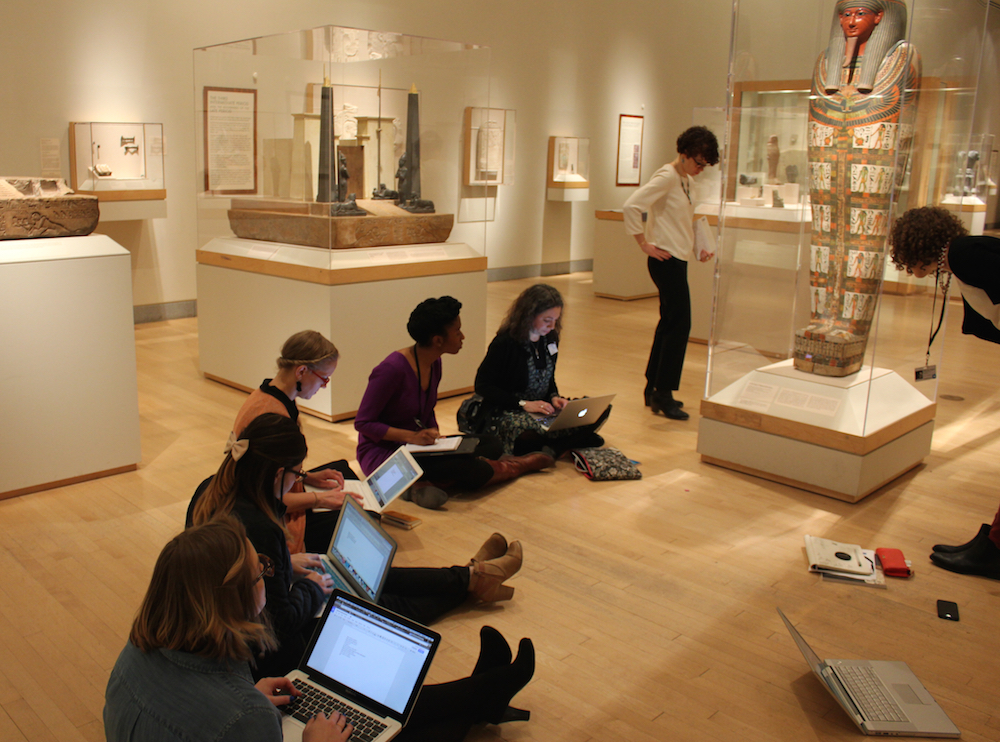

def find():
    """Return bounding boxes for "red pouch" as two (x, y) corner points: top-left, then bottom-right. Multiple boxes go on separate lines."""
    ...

(876, 547), (912, 577)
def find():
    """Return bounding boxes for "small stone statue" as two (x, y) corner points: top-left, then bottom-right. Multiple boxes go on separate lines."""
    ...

(766, 135), (781, 184)
(336, 151), (349, 203)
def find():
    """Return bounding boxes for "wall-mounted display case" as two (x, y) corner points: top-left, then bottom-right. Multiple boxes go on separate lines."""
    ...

(69, 122), (166, 201)
(547, 136), (589, 201)
(697, 0), (991, 503)
(463, 107), (515, 186)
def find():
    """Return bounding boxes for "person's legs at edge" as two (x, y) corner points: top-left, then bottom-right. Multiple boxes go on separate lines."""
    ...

(647, 257), (691, 419)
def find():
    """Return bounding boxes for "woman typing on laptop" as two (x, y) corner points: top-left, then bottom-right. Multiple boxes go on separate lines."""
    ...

(104, 517), (537, 742)
(355, 296), (554, 510)
(189, 414), (527, 679)
(475, 284), (609, 458)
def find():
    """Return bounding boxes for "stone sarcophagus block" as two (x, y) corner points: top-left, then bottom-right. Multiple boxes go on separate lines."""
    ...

(0, 178), (100, 240)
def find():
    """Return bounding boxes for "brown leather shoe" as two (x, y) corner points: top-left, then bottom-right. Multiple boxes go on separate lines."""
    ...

(468, 533), (508, 566)
(485, 452), (555, 486)
(469, 540), (523, 601)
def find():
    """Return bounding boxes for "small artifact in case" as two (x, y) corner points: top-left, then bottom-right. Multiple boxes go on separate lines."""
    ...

(875, 547), (913, 577)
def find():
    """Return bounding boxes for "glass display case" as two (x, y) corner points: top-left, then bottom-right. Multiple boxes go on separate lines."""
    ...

(463, 107), (515, 186)
(546, 136), (589, 201)
(69, 122), (166, 201)
(697, 0), (991, 502)
(193, 25), (492, 421)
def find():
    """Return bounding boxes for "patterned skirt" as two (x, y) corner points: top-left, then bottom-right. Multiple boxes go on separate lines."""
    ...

(487, 409), (578, 455)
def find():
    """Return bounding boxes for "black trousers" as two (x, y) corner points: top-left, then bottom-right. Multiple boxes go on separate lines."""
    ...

(417, 434), (504, 491)
(646, 256), (691, 393)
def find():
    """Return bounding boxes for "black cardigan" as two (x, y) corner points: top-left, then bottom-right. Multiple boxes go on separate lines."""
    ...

(474, 333), (560, 411)
(948, 235), (1000, 345)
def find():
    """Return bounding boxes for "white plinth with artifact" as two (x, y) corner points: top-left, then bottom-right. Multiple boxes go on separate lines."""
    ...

(697, 360), (935, 503)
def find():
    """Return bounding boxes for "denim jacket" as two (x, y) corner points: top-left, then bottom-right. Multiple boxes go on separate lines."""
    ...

(104, 642), (283, 742)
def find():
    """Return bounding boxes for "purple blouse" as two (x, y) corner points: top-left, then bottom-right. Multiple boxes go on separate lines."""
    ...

(355, 351), (441, 475)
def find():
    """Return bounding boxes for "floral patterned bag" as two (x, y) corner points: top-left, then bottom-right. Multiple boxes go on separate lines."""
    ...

(570, 447), (641, 481)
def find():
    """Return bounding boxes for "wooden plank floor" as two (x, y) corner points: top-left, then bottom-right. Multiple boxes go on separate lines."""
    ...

(1, 272), (998, 742)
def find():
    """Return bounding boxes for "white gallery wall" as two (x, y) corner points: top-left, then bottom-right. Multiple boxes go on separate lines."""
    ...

(1, 0), (997, 311)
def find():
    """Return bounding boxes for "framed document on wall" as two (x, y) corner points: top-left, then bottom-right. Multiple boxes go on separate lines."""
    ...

(616, 114), (644, 186)
(203, 87), (258, 194)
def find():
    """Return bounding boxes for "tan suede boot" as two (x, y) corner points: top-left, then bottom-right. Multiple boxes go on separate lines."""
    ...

(469, 540), (523, 601)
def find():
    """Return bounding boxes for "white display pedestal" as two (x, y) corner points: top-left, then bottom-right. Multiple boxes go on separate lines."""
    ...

(697, 360), (935, 503)
(197, 237), (488, 422)
(0, 234), (141, 499)
(592, 210), (714, 343)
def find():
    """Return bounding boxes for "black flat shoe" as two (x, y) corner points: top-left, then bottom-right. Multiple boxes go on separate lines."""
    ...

(932, 523), (991, 554)
(929, 535), (1000, 580)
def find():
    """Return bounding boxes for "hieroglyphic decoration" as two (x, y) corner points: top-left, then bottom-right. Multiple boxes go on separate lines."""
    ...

(793, 0), (920, 376)
(0, 178), (99, 240)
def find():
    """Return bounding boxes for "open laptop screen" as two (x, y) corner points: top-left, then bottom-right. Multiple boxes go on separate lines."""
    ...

(330, 499), (395, 601)
(369, 451), (421, 508)
(304, 593), (438, 717)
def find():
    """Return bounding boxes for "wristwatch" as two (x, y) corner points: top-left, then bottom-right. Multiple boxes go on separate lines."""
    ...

(518, 400), (527, 408)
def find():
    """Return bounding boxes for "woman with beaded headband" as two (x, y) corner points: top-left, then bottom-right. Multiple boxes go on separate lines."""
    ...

(794, 0), (920, 376)
(889, 206), (1000, 581)
(226, 330), (352, 557)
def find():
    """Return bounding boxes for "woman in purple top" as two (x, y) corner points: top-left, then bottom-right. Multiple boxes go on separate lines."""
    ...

(356, 296), (554, 509)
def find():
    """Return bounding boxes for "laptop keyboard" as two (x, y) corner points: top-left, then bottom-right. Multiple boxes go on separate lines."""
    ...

(284, 679), (389, 742)
(835, 665), (907, 723)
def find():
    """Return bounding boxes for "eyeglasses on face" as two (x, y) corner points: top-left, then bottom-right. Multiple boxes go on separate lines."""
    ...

(307, 367), (331, 387)
(286, 468), (308, 485)
(255, 553), (275, 583)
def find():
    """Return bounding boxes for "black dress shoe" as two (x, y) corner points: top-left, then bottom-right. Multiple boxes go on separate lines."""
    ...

(651, 392), (689, 420)
(930, 535), (1000, 580)
(932, 523), (991, 553)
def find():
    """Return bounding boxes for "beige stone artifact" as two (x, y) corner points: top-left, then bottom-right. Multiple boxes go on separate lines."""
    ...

(227, 198), (454, 249)
(0, 178), (99, 240)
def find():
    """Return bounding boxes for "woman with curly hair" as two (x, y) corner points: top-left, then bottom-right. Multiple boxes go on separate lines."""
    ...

(475, 284), (608, 457)
(889, 205), (1000, 580)
(623, 125), (720, 420)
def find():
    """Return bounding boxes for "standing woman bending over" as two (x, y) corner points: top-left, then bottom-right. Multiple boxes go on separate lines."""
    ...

(475, 283), (607, 458)
(355, 296), (554, 509)
(105, 518), (537, 742)
(889, 205), (1000, 580)
(623, 125), (720, 421)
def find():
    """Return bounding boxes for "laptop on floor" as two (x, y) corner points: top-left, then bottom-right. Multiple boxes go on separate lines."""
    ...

(323, 448), (423, 513)
(529, 394), (615, 432)
(777, 607), (960, 737)
(283, 590), (440, 742)
(312, 497), (396, 617)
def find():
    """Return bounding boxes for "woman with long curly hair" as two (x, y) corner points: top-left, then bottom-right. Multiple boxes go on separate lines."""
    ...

(474, 283), (609, 457)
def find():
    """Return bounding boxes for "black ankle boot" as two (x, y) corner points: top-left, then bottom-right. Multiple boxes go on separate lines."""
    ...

(932, 523), (991, 554)
(473, 626), (512, 675)
(481, 638), (535, 725)
(930, 534), (1000, 580)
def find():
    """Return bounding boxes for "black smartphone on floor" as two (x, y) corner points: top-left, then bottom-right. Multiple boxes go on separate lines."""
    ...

(936, 599), (959, 621)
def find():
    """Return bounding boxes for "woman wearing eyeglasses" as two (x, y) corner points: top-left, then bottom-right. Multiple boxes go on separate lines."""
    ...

(190, 413), (526, 679)
(622, 125), (719, 421)
(105, 517), (536, 742)
(228, 330), (353, 556)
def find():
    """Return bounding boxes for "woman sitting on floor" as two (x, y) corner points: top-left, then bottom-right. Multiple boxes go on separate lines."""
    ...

(189, 413), (525, 678)
(355, 296), (554, 509)
(104, 517), (536, 742)
(475, 283), (608, 458)
(227, 329), (353, 555)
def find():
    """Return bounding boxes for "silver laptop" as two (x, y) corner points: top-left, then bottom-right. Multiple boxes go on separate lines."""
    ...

(529, 394), (615, 432)
(777, 608), (960, 737)
(283, 590), (440, 742)
(337, 448), (423, 513)
(313, 497), (396, 617)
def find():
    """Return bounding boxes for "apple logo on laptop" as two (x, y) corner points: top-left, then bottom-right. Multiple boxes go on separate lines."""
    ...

(577, 408), (588, 418)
